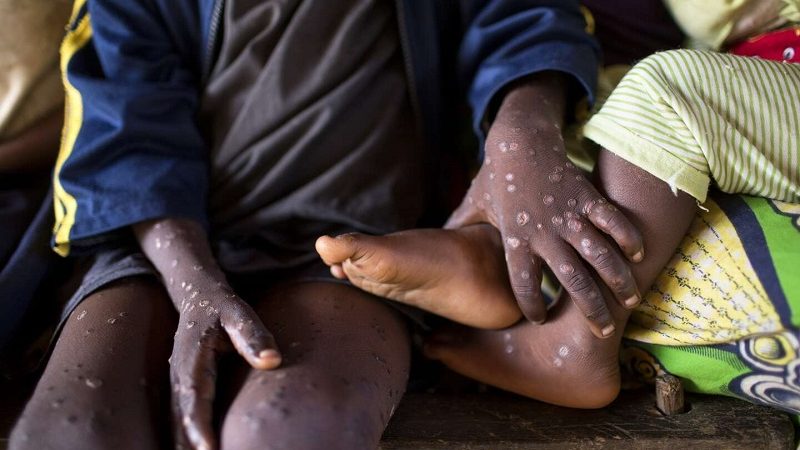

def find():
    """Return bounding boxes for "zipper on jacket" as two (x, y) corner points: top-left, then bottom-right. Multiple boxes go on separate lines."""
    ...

(202, 0), (225, 81)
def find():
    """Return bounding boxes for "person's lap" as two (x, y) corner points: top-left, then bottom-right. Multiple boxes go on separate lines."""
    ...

(219, 281), (409, 450)
(11, 275), (409, 450)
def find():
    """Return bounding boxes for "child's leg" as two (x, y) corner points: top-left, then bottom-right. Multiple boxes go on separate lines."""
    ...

(319, 49), (799, 407)
(219, 281), (409, 450)
(428, 51), (799, 404)
(317, 151), (695, 407)
(425, 150), (696, 407)
(10, 277), (175, 450)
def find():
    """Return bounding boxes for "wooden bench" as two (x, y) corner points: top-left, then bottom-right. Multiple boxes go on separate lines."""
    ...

(382, 389), (793, 449)
(2, 377), (794, 449)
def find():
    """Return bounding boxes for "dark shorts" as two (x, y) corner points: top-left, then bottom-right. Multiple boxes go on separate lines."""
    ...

(59, 246), (430, 336)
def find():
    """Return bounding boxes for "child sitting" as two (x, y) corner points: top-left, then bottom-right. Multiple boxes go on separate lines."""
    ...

(317, 0), (800, 413)
(10, 1), (604, 449)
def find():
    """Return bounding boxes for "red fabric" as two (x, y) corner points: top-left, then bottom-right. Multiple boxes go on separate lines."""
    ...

(729, 26), (800, 63)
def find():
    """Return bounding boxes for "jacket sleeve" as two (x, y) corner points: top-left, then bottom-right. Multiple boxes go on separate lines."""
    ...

(53, 0), (208, 256)
(459, 0), (601, 137)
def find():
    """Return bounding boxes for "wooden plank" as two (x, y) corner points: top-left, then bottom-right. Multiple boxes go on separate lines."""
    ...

(2, 379), (793, 449)
(381, 390), (794, 449)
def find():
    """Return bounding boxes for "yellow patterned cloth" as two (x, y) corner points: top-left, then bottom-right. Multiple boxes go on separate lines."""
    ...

(575, 19), (800, 415)
(621, 192), (800, 416)
(626, 197), (782, 345)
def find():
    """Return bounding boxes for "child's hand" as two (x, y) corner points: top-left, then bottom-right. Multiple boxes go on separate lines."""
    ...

(134, 219), (281, 450)
(447, 74), (644, 338)
(170, 283), (279, 450)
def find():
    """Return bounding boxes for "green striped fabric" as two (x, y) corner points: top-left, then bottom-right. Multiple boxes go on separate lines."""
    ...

(583, 49), (800, 203)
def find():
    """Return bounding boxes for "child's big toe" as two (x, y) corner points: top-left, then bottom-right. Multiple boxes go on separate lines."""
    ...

(315, 234), (357, 264)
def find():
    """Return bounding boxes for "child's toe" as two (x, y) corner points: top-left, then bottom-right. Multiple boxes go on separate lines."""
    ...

(315, 234), (358, 265)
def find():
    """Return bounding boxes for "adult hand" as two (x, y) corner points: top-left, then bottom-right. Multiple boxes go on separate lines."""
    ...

(447, 74), (644, 338)
(134, 219), (281, 450)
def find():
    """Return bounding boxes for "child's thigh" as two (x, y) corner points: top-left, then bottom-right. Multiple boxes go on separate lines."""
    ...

(219, 281), (410, 450)
(10, 276), (175, 450)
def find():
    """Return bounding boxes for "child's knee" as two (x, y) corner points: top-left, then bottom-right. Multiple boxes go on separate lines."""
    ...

(221, 373), (401, 450)
(221, 380), (385, 450)
(10, 397), (159, 450)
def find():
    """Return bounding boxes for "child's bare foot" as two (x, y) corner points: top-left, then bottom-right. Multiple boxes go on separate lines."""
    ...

(315, 225), (522, 329)
(424, 297), (623, 409)
(316, 223), (624, 407)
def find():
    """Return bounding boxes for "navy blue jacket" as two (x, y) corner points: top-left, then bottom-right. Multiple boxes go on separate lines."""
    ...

(53, 0), (600, 255)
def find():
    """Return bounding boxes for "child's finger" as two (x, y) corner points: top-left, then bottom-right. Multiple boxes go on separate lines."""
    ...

(221, 303), (282, 370)
(502, 235), (546, 323)
(545, 243), (616, 338)
(583, 197), (644, 262)
(564, 219), (641, 309)
(172, 340), (218, 450)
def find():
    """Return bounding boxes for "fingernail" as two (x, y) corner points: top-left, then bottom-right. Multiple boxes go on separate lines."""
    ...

(624, 295), (640, 308)
(632, 250), (644, 262)
(601, 324), (616, 337)
(259, 349), (280, 360)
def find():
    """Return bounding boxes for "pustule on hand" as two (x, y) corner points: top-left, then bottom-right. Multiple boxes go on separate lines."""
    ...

(458, 67), (643, 336)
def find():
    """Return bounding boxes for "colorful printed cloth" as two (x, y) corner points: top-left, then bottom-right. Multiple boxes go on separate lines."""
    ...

(562, 0), (800, 420)
(621, 192), (800, 417)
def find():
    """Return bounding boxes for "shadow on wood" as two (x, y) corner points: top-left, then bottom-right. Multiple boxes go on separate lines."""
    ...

(381, 389), (794, 449)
